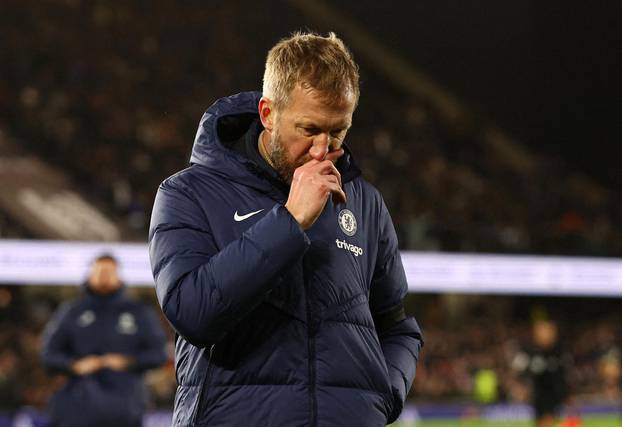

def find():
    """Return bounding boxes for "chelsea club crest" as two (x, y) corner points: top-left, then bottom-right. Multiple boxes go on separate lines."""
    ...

(338, 209), (357, 236)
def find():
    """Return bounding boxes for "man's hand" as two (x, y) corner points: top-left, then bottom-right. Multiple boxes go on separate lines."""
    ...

(71, 356), (103, 376)
(285, 155), (346, 230)
(101, 353), (134, 371)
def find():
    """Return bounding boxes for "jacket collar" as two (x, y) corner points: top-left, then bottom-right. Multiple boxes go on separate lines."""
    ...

(82, 282), (125, 304)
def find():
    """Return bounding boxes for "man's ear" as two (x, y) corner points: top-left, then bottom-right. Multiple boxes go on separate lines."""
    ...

(259, 97), (275, 131)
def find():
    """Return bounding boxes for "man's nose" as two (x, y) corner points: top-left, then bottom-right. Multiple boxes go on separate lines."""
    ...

(308, 134), (330, 161)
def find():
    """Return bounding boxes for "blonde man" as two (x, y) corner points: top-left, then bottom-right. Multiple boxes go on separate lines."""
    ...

(149, 32), (423, 426)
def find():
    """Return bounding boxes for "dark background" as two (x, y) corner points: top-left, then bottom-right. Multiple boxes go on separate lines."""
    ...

(334, 0), (621, 188)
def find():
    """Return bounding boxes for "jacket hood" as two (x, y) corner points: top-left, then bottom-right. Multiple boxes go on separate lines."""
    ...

(189, 91), (361, 190)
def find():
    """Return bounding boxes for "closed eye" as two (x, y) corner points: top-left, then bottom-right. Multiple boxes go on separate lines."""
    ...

(298, 125), (348, 140)
(302, 127), (321, 136)
(330, 129), (346, 139)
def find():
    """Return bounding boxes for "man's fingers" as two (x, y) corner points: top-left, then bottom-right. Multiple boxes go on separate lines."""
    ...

(298, 158), (342, 188)
(316, 160), (342, 188)
(300, 159), (321, 169)
(294, 158), (346, 205)
(331, 187), (347, 205)
(319, 164), (345, 203)
(325, 148), (345, 163)
(323, 177), (347, 204)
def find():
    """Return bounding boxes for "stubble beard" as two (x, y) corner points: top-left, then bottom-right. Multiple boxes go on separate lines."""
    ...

(265, 128), (299, 184)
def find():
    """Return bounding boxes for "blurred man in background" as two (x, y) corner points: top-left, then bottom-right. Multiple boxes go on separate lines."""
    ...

(513, 319), (570, 427)
(41, 254), (167, 427)
(530, 320), (569, 427)
(149, 32), (423, 426)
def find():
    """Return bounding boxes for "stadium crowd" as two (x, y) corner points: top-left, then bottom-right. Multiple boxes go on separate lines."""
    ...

(2, 0), (621, 256)
(413, 296), (622, 404)
(0, 286), (619, 414)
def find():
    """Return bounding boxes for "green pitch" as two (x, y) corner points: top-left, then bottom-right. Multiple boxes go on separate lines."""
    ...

(392, 415), (620, 427)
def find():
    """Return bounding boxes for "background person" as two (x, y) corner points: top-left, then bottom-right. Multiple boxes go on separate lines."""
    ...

(41, 254), (167, 427)
(513, 319), (569, 427)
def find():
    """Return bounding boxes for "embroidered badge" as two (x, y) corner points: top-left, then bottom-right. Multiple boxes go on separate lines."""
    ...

(338, 209), (357, 236)
(116, 312), (138, 335)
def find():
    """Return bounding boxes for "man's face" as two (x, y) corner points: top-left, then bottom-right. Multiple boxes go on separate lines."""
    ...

(263, 84), (356, 183)
(533, 320), (557, 349)
(88, 259), (121, 295)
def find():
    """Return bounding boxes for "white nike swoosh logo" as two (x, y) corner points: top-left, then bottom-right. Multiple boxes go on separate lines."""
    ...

(234, 209), (264, 222)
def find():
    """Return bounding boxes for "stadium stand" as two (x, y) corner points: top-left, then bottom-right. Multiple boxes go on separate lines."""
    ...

(1, 0), (621, 255)
(0, 287), (619, 412)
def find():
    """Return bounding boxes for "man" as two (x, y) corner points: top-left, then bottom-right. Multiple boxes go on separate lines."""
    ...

(41, 254), (168, 427)
(529, 320), (569, 427)
(514, 319), (569, 427)
(149, 32), (423, 426)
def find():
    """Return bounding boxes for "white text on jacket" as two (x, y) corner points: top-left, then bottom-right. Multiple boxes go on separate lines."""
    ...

(335, 239), (364, 257)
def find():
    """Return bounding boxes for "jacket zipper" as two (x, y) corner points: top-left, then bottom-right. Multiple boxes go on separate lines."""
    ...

(191, 344), (215, 426)
(304, 265), (318, 427)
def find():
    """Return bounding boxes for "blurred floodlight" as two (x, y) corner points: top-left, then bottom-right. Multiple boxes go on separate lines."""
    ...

(0, 239), (621, 296)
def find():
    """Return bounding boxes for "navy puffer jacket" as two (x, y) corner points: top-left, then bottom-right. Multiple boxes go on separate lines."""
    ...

(149, 92), (423, 426)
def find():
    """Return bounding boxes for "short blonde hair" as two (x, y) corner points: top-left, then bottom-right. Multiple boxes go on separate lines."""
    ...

(262, 32), (360, 109)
